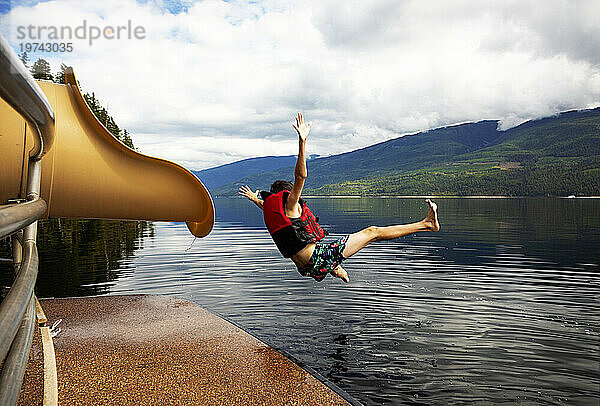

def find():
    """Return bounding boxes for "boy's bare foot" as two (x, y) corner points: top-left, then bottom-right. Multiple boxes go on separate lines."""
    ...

(331, 265), (349, 283)
(424, 199), (440, 231)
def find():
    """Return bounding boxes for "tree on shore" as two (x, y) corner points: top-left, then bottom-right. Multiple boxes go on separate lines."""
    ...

(54, 63), (68, 84)
(18, 51), (29, 69)
(30, 58), (53, 81)
(83, 92), (135, 149)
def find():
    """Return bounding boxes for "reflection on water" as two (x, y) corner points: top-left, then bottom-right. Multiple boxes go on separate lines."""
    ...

(1, 198), (598, 405)
(0, 219), (153, 298)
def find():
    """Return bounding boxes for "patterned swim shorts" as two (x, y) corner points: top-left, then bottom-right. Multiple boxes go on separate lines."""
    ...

(297, 235), (349, 282)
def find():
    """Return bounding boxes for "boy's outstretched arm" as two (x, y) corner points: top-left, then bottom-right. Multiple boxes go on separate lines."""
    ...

(239, 185), (264, 210)
(286, 112), (311, 216)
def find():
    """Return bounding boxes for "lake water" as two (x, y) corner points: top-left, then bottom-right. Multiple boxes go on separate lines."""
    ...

(4, 197), (599, 405)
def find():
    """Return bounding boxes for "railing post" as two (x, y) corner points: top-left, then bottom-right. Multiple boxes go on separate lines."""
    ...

(10, 232), (22, 275)
(22, 159), (42, 244)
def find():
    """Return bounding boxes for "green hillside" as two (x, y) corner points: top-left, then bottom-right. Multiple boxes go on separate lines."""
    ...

(213, 108), (600, 196)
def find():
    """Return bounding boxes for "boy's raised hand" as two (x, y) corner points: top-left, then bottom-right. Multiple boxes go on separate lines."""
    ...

(238, 185), (259, 202)
(292, 112), (311, 141)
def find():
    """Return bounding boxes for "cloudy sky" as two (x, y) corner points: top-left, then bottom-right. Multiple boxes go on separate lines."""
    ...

(1, 0), (599, 170)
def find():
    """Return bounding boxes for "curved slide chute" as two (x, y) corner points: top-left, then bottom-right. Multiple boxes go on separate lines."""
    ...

(0, 68), (214, 237)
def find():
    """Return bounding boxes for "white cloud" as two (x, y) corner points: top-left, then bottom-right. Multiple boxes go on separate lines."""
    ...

(2, 0), (599, 170)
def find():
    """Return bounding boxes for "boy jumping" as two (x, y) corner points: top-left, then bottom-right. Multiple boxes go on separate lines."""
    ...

(239, 113), (440, 283)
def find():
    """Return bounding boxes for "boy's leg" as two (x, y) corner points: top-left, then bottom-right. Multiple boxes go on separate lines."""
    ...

(342, 199), (440, 259)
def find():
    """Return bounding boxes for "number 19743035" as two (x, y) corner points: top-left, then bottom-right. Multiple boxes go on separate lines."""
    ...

(20, 42), (73, 52)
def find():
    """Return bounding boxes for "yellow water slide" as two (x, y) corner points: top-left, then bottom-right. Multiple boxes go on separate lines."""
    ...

(0, 67), (214, 237)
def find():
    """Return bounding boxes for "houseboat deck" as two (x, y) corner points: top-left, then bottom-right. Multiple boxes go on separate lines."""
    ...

(18, 295), (352, 405)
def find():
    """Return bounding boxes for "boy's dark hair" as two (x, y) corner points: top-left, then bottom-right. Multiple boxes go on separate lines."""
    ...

(270, 180), (293, 194)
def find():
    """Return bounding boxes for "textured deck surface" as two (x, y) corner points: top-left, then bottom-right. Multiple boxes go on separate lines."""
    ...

(18, 295), (351, 405)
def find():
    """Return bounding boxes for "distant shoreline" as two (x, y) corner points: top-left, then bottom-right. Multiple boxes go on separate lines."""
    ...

(302, 195), (600, 199)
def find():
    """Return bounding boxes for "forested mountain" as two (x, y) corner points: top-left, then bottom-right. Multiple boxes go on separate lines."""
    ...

(209, 108), (600, 196)
(194, 155), (297, 190)
(194, 154), (320, 190)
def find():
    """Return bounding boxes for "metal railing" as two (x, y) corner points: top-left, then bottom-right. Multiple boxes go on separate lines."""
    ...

(0, 33), (55, 405)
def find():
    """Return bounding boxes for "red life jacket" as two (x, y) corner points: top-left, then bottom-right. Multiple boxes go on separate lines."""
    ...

(262, 191), (326, 258)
